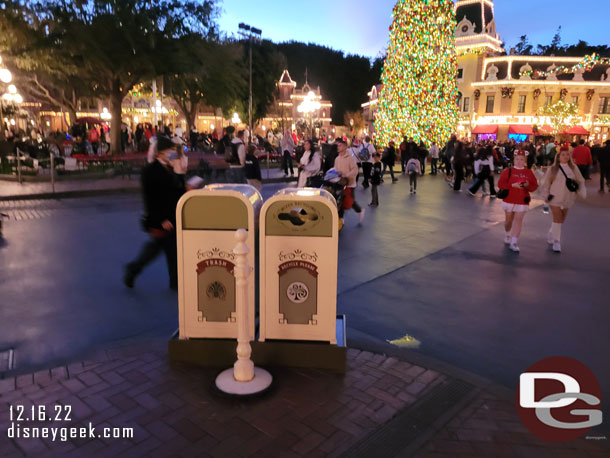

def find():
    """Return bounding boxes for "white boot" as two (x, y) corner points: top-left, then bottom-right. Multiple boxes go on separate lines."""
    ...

(509, 237), (520, 252)
(552, 241), (562, 253)
(504, 233), (511, 245)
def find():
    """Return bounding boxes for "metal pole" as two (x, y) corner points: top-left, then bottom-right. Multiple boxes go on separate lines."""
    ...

(249, 38), (253, 144)
(152, 79), (158, 131)
(50, 151), (55, 194)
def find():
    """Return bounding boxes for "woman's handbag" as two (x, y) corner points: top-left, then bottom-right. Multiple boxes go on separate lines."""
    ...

(496, 168), (511, 199)
(557, 165), (579, 192)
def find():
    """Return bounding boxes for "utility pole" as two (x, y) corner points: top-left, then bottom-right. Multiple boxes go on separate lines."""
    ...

(238, 23), (262, 145)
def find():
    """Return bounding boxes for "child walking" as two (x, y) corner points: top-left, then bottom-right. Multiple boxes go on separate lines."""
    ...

(406, 155), (421, 194)
(369, 153), (382, 207)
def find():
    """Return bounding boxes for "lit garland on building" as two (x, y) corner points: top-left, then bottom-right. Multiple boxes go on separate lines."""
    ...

(519, 53), (610, 79)
(375, 0), (458, 146)
(540, 100), (578, 134)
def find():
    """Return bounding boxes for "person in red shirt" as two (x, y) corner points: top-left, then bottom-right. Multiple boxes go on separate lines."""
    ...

(571, 140), (592, 180)
(497, 150), (539, 253)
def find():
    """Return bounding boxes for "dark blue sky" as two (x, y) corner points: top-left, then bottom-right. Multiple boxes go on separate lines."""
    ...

(218, 0), (608, 58)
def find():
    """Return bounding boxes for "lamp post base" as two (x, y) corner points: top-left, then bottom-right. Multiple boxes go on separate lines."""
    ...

(215, 367), (273, 395)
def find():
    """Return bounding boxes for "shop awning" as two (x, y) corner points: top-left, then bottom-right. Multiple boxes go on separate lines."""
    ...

(509, 125), (533, 135)
(472, 125), (498, 134)
(565, 125), (590, 135)
(536, 125), (554, 135)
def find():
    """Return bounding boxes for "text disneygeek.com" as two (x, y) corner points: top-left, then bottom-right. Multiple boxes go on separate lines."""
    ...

(6, 405), (134, 442)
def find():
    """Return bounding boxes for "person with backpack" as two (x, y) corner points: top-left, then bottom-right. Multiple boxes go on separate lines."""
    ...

(359, 136), (376, 189)
(381, 141), (398, 183)
(467, 147), (496, 197)
(406, 154), (421, 194)
(281, 129), (295, 177)
(497, 150), (539, 253)
(540, 145), (586, 253)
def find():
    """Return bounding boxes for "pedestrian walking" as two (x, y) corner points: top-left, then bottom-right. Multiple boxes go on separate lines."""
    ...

(540, 146), (586, 252)
(281, 129), (295, 177)
(399, 136), (409, 174)
(245, 144), (262, 191)
(359, 136), (376, 188)
(297, 140), (321, 188)
(334, 138), (364, 225)
(406, 155), (421, 194)
(497, 150), (539, 253)
(451, 141), (466, 192)
(369, 153), (382, 207)
(430, 142), (439, 175)
(381, 141), (398, 183)
(124, 135), (186, 290)
(418, 141), (428, 175)
(572, 140), (593, 180)
(598, 140), (610, 193)
(468, 147), (496, 197)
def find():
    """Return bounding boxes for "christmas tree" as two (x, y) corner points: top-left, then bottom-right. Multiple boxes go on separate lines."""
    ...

(375, 0), (458, 147)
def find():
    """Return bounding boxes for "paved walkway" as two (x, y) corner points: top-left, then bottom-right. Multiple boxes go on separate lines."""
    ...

(1, 340), (607, 457)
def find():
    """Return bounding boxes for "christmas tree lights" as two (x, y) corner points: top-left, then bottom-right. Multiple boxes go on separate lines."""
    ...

(375, 0), (458, 147)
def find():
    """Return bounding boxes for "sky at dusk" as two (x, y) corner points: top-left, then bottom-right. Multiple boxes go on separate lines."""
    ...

(218, 0), (609, 59)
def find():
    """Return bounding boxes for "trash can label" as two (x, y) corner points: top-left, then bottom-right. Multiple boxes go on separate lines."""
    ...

(196, 249), (236, 323)
(278, 250), (319, 325)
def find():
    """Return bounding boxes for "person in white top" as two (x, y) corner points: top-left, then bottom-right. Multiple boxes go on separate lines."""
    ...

(429, 142), (440, 175)
(280, 130), (295, 177)
(467, 147), (496, 197)
(359, 136), (376, 188)
(540, 145), (587, 253)
(297, 140), (321, 188)
(334, 138), (364, 225)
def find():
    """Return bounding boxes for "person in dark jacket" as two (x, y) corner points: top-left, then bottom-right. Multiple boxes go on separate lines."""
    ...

(451, 140), (467, 191)
(124, 135), (186, 290)
(245, 144), (262, 191)
(382, 141), (398, 183)
(598, 140), (610, 193)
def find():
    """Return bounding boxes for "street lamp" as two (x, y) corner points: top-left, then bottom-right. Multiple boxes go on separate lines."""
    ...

(232, 112), (241, 125)
(238, 22), (262, 144)
(297, 91), (321, 139)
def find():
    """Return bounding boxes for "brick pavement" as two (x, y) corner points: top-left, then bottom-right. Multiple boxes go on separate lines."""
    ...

(1, 340), (607, 457)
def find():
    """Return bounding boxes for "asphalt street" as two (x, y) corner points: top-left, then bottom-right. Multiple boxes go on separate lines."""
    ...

(1, 174), (608, 427)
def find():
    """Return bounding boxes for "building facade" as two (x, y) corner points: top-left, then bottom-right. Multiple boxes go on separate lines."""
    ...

(363, 0), (610, 144)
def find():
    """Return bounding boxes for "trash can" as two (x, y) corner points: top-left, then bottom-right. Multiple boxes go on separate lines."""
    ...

(176, 184), (262, 340)
(259, 188), (339, 343)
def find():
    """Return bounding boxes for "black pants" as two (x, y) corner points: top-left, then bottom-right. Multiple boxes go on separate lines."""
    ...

(453, 165), (464, 191)
(282, 150), (294, 176)
(401, 157), (408, 174)
(362, 162), (372, 187)
(431, 158), (438, 175)
(444, 156), (453, 175)
(601, 167), (610, 191)
(577, 164), (590, 180)
(409, 173), (417, 190)
(420, 158), (426, 175)
(382, 163), (396, 181)
(370, 184), (379, 205)
(127, 232), (177, 288)
(469, 174), (496, 195)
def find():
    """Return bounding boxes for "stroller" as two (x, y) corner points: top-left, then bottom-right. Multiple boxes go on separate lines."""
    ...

(306, 169), (347, 231)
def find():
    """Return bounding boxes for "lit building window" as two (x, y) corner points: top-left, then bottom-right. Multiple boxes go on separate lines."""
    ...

(572, 96), (579, 107)
(545, 95), (553, 107)
(463, 97), (470, 113)
(457, 68), (464, 80)
(486, 95), (495, 113)
(518, 95), (526, 113)
(598, 97), (610, 115)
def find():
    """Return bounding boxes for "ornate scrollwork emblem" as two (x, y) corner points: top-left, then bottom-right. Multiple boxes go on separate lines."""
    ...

(197, 247), (235, 261)
(287, 282), (309, 304)
(279, 249), (318, 263)
(206, 281), (227, 300)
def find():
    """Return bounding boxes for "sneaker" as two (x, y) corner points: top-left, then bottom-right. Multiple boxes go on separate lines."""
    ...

(547, 231), (554, 245)
(413, 190), (417, 194)
(509, 242), (520, 253)
(490, 194), (497, 199)
(552, 241), (561, 253)
(358, 208), (365, 225)
(467, 190), (476, 197)
(504, 235), (511, 245)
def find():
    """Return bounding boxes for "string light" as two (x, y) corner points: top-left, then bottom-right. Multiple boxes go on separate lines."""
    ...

(375, 0), (458, 146)
(519, 54), (610, 79)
